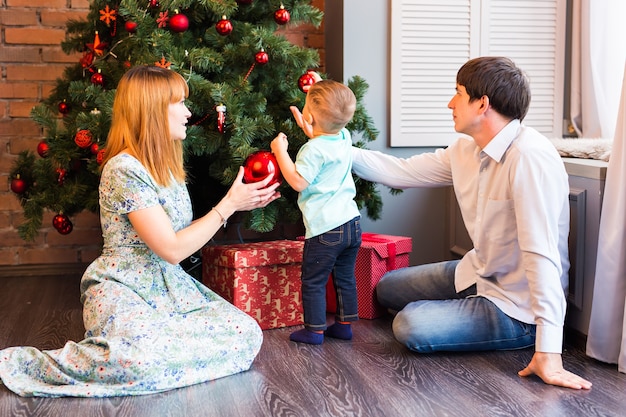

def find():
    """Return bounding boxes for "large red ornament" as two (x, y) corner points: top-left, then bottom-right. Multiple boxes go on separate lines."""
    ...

(10, 175), (27, 194)
(243, 150), (283, 186)
(274, 5), (290, 25)
(37, 141), (49, 158)
(74, 129), (93, 148)
(215, 16), (233, 36)
(255, 49), (269, 65)
(298, 71), (319, 93)
(169, 12), (189, 33)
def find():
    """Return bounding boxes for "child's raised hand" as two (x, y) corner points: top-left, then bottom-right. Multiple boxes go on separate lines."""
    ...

(290, 106), (314, 138)
(271, 132), (289, 155)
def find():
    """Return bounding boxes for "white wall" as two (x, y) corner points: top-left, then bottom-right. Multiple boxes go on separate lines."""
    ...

(325, 0), (451, 265)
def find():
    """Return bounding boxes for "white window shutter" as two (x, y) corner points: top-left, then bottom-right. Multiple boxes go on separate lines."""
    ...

(482, 0), (566, 138)
(390, 0), (565, 147)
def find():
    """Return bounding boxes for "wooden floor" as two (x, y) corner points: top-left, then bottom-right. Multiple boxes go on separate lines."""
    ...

(1, 273), (625, 417)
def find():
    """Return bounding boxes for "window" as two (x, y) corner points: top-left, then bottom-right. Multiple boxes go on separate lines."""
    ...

(390, 0), (566, 147)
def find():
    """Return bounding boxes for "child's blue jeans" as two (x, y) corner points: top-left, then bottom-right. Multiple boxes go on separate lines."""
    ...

(301, 216), (361, 330)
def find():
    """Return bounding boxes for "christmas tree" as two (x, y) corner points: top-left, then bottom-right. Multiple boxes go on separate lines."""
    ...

(9, 0), (382, 242)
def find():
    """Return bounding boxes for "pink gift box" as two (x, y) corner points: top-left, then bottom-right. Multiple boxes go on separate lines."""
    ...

(326, 233), (412, 319)
(202, 240), (304, 330)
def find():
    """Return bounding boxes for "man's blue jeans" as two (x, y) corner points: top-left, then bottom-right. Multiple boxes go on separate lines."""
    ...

(301, 216), (361, 330)
(376, 260), (536, 352)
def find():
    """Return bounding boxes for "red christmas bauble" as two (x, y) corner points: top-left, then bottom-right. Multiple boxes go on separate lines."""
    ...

(149, 0), (159, 8)
(298, 71), (318, 93)
(215, 17), (233, 36)
(243, 150), (283, 186)
(74, 129), (93, 148)
(37, 141), (49, 158)
(91, 72), (104, 86)
(90, 142), (100, 155)
(274, 6), (290, 25)
(97, 148), (106, 165)
(169, 13), (189, 33)
(255, 50), (269, 65)
(52, 213), (69, 229)
(52, 214), (73, 235)
(58, 101), (70, 114)
(125, 21), (138, 33)
(10, 175), (27, 194)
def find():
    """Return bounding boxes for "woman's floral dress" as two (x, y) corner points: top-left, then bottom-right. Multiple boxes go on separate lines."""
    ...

(0, 154), (263, 397)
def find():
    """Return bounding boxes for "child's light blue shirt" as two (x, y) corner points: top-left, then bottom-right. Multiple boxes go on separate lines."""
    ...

(295, 128), (360, 238)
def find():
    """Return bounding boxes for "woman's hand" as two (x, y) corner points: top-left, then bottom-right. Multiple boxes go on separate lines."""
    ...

(220, 166), (281, 215)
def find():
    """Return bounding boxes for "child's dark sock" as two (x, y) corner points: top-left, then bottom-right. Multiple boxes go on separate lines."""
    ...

(290, 329), (324, 345)
(324, 322), (352, 340)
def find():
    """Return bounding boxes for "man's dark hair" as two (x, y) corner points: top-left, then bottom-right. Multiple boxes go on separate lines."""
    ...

(456, 56), (531, 121)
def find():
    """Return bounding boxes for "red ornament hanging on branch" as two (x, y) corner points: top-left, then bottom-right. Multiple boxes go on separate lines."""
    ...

(96, 148), (106, 165)
(91, 70), (104, 86)
(298, 71), (321, 93)
(10, 175), (27, 194)
(216, 104), (226, 133)
(52, 213), (73, 235)
(37, 141), (49, 158)
(149, 0), (160, 9)
(216, 16), (233, 36)
(58, 101), (70, 114)
(274, 5), (290, 25)
(125, 21), (138, 33)
(74, 129), (93, 148)
(255, 49), (269, 65)
(169, 11), (189, 33)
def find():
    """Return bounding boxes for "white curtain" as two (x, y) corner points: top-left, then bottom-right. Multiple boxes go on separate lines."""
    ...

(569, 0), (626, 138)
(586, 64), (626, 372)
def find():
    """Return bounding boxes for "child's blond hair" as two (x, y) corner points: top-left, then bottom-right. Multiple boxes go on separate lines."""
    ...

(307, 80), (356, 133)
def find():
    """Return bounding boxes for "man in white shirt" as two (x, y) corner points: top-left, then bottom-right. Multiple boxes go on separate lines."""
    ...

(352, 56), (592, 390)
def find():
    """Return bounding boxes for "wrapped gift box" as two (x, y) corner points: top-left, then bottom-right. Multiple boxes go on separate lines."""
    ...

(326, 233), (412, 319)
(202, 240), (304, 330)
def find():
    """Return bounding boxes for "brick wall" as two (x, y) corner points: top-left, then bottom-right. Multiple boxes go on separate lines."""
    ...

(0, 0), (325, 267)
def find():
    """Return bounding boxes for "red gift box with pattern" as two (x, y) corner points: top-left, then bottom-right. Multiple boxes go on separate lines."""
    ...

(326, 233), (412, 319)
(202, 240), (304, 330)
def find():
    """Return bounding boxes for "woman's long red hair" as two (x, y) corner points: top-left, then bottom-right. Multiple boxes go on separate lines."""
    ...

(101, 66), (189, 186)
